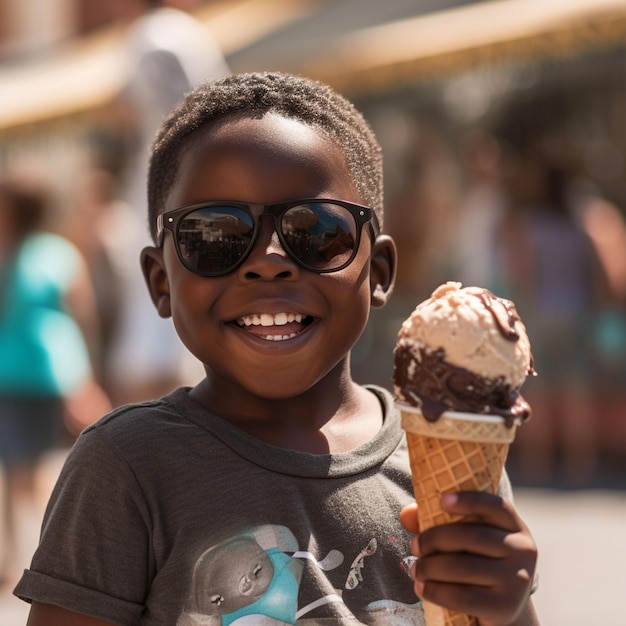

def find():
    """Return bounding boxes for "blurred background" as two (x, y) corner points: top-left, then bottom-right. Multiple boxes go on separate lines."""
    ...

(0, 1), (625, 624)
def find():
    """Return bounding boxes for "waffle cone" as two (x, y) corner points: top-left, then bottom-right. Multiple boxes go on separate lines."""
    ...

(400, 405), (518, 626)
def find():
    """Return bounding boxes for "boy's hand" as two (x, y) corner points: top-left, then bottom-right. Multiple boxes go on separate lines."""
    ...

(400, 493), (538, 626)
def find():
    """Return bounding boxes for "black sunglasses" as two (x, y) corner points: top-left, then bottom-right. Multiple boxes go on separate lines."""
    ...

(156, 198), (378, 276)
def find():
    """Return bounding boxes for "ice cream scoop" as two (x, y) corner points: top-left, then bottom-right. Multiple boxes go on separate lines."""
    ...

(393, 281), (534, 425)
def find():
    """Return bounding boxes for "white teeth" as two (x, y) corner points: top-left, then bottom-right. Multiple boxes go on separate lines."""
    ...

(260, 313), (274, 327)
(266, 333), (298, 341)
(238, 313), (304, 327)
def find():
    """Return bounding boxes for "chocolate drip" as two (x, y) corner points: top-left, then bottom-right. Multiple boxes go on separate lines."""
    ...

(476, 290), (520, 341)
(393, 343), (531, 427)
(473, 288), (535, 376)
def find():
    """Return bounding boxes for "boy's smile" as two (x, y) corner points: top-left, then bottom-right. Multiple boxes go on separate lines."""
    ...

(235, 312), (310, 341)
(142, 112), (393, 427)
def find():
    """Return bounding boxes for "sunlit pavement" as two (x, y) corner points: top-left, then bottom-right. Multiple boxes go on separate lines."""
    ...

(1, 454), (625, 626)
(513, 488), (626, 626)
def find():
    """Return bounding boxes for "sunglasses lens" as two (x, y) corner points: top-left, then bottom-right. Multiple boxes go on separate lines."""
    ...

(176, 206), (254, 275)
(281, 202), (357, 270)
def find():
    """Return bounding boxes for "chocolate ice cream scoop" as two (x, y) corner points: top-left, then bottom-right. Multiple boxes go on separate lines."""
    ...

(393, 282), (534, 425)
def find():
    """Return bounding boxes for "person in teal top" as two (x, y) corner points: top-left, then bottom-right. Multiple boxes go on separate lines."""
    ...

(0, 174), (110, 586)
(0, 231), (92, 396)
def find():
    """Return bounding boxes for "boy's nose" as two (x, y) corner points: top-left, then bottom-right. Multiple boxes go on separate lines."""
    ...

(238, 214), (297, 280)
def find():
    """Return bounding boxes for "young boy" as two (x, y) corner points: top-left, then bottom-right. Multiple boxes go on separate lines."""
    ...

(15, 72), (538, 626)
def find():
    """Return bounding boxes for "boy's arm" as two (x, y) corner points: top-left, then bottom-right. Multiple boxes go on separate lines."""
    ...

(27, 602), (116, 626)
(401, 493), (540, 626)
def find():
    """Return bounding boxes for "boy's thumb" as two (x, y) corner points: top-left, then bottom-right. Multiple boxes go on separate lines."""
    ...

(400, 502), (420, 534)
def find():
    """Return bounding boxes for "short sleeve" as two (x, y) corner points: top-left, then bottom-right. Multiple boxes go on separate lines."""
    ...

(14, 428), (153, 624)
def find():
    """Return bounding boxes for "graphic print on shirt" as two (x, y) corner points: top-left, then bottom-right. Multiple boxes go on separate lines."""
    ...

(177, 524), (424, 625)
(344, 538), (377, 590)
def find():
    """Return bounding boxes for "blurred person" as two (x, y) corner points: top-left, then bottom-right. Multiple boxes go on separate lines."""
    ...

(384, 121), (460, 301)
(503, 151), (610, 486)
(572, 184), (626, 375)
(0, 173), (110, 587)
(449, 128), (511, 294)
(571, 182), (626, 459)
(66, 168), (136, 391)
(106, 0), (229, 405)
(575, 191), (626, 302)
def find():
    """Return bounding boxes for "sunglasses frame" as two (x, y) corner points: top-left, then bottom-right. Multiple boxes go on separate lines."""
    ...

(156, 198), (379, 276)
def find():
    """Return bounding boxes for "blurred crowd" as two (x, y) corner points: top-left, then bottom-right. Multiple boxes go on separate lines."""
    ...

(1, 0), (626, 594)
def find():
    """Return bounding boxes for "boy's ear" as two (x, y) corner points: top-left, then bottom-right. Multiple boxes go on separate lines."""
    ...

(140, 246), (172, 318)
(369, 234), (397, 308)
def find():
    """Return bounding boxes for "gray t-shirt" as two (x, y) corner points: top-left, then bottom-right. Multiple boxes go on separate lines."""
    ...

(15, 386), (513, 625)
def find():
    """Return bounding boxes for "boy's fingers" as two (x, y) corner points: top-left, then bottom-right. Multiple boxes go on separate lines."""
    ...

(415, 552), (511, 587)
(415, 550), (535, 624)
(418, 522), (511, 559)
(401, 494), (522, 535)
(400, 504), (421, 558)
(399, 503), (420, 534)
(440, 492), (524, 533)
(418, 579), (522, 624)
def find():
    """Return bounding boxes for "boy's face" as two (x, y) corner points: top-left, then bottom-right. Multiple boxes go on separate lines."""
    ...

(142, 112), (393, 403)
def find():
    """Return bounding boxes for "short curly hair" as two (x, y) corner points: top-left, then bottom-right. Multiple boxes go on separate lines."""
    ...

(147, 71), (383, 241)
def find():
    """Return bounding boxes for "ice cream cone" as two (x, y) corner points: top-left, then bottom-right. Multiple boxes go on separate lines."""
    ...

(399, 403), (519, 626)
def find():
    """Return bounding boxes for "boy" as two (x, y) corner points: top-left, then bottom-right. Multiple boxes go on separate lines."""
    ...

(15, 72), (538, 625)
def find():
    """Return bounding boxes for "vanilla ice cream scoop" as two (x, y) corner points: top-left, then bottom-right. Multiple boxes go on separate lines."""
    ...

(393, 282), (534, 424)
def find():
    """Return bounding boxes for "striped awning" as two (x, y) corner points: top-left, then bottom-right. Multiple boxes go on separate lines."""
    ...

(301, 0), (626, 94)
